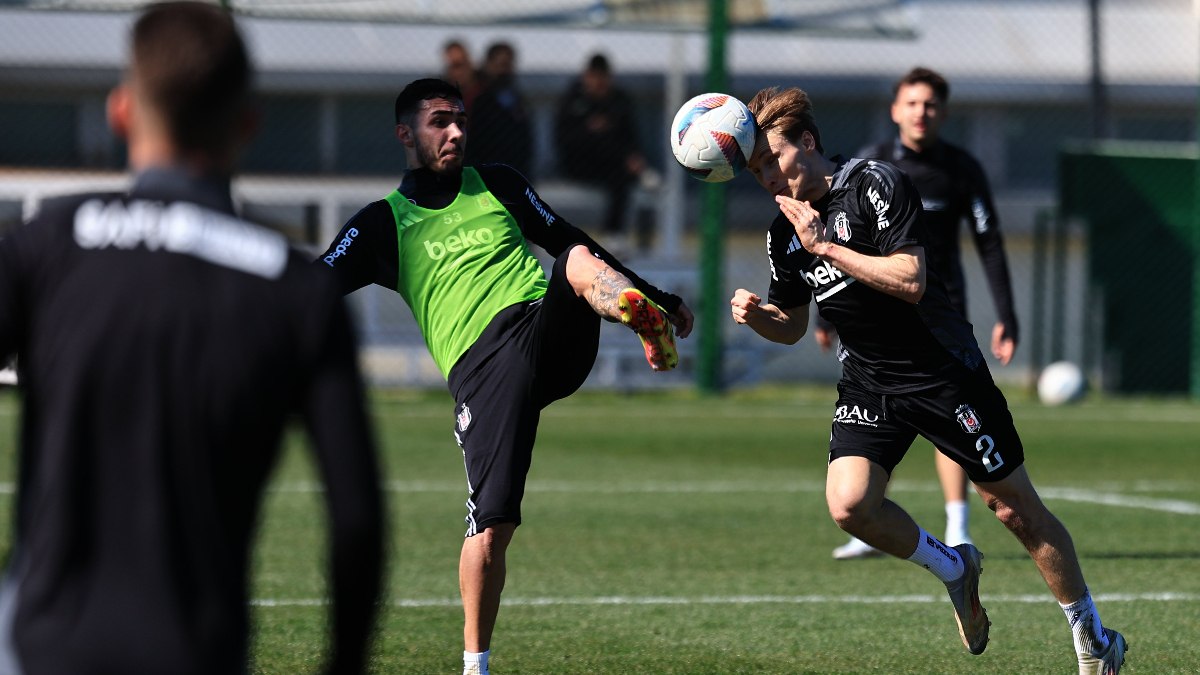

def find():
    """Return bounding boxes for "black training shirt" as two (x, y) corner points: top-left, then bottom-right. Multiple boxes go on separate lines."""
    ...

(0, 169), (383, 675)
(858, 138), (1017, 337)
(766, 158), (985, 393)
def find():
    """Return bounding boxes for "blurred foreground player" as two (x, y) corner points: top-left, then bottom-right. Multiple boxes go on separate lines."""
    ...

(730, 85), (1126, 674)
(318, 78), (692, 675)
(0, 4), (384, 673)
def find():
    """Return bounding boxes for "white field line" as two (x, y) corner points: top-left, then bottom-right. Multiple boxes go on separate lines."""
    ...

(0, 480), (1194, 515)
(251, 591), (1200, 609)
(1040, 487), (1200, 515)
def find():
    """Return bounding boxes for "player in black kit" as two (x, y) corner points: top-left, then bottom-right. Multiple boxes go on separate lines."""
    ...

(0, 4), (383, 674)
(729, 86), (1125, 674)
(828, 66), (1019, 559)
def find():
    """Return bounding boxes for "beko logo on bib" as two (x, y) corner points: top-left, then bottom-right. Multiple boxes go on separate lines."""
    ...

(323, 227), (359, 266)
(424, 227), (495, 260)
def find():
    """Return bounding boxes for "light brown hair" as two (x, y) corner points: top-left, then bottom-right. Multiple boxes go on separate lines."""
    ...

(747, 86), (824, 154)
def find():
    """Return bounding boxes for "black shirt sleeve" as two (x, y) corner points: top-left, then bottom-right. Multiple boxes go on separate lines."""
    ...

(858, 161), (924, 256)
(315, 200), (399, 296)
(295, 272), (384, 674)
(476, 164), (683, 314)
(960, 153), (1019, 338)
(765, 213), (814, 311)
(0, 222), (33, 361)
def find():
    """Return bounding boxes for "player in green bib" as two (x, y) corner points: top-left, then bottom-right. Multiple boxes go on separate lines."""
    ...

(318, 79), (693, 675)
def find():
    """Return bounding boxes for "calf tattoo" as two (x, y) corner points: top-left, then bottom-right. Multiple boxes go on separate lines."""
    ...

(587, 266), (630, 320)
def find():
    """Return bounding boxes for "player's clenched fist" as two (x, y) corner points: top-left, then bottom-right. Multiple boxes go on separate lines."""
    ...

(730, 288), (763, 324)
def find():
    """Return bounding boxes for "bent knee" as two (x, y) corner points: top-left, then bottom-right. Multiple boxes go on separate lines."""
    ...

(984, 493), (1047, 537)
(826, 496), (874, 532)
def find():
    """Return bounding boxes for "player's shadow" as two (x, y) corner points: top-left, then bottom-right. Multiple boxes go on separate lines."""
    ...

(986, 550), (1200, 561)
(1079, 550), (1200, 561)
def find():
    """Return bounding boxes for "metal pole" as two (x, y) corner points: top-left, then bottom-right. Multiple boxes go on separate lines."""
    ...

(1030, 208), (1049, 393)
(1050, 207), (1068, 363)
(1088, 0), (1108, 139)
(1192, 7), (1200, 398)
(697, 0), (728, 393)
(660, 33), (687, 261)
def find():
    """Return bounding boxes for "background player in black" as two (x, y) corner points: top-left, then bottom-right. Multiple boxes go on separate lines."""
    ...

(0, 4), (384, 673)
(729, 86), (1125, 673)
(318, 78), (693, 675)
(828, 66), (1020, 559)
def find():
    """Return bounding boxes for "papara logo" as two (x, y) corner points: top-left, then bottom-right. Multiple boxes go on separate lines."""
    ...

(323, 227), (359, 266)
(424, 227), (495, 260)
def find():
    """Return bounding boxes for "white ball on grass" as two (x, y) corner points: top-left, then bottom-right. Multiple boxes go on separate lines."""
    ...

(1037, 361), (1087, 406)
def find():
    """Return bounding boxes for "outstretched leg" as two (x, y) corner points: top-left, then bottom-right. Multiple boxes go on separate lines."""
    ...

(826, 456), (990, 655)
(973, 466), (1085, 601)
(563, 244), (629, 320)
(563, 244), (677, 371)
(974, 466), (1127, 673)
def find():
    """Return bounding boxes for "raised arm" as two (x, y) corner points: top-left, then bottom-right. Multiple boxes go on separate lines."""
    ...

(776, 195), (927, 304)
(315, 200), (398, 296)
(730, 288), (809, 345)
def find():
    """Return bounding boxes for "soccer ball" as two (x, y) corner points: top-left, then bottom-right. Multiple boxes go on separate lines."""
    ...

(669, 93), (757, 183)
(1037, 361), (1087, 406)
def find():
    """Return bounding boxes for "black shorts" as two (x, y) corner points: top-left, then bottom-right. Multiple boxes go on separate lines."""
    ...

(446, 249), (601, 536)
(828, 369), (1024, 483)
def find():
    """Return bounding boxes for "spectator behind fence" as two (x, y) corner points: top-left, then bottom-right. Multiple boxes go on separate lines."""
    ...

(467, 41), (534, 178)
(555, 53), (650, 248)
(0, 3), (384, 674)
(442, 39), (482, 112)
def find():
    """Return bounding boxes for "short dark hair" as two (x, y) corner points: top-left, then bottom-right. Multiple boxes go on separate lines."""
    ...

(485, 42), (514, 63)
(895, 67), (949, 102)
(131, 1), (250, 152)
(394, 78), (464, 125)
(586, 53), (610, 74)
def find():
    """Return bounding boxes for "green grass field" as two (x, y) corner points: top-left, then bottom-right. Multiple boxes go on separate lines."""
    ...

(4, 386), (1199, 673)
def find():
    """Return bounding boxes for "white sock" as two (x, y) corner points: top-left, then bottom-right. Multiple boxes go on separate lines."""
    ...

(907, 527), (965, 583)
(944, 500), (970, 545)
(1060, 589), (1110, 655)
(464, 649), (489, 675)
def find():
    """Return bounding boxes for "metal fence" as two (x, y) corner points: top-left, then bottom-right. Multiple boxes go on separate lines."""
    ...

(1, 0), (1196, 393)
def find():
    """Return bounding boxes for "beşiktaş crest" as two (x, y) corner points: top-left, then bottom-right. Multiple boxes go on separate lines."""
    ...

(955, 404), (982, 434)
(832, 211), (852, 242)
